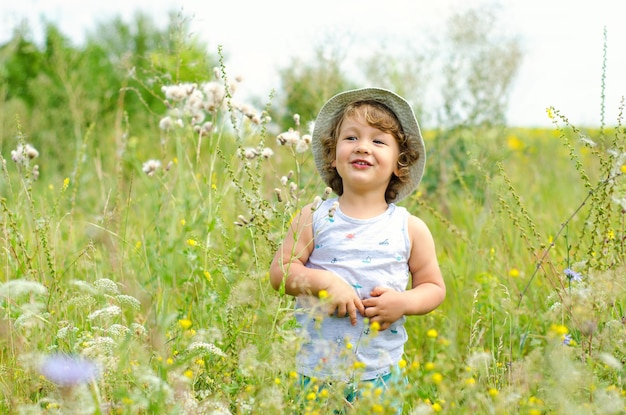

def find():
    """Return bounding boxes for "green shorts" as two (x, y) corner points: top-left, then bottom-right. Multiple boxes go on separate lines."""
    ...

(298, 367), (407, 414)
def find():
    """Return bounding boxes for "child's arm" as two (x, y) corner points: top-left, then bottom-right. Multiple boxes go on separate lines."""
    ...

(362, 215), (445, 330)
(269, 203), (365, 325)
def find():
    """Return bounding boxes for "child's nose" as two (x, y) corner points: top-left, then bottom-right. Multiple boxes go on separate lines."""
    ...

(355, 143), (371, 154)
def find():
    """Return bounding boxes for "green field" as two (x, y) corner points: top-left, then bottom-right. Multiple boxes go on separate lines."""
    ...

(1, 13), (626, 415)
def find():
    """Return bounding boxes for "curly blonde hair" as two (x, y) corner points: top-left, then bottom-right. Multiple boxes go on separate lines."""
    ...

(317, 100), (421, 203)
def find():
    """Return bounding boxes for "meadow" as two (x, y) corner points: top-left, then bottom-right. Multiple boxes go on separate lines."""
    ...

(1, 16), (626, 415)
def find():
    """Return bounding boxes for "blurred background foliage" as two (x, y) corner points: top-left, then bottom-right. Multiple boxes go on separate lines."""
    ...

(1, 5), (521, 186)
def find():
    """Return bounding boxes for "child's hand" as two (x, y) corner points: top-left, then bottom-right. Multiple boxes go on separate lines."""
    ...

(323, 276), (365, 326)
(362, 286), (406, 331)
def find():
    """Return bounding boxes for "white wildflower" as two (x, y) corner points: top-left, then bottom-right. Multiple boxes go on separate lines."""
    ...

(187, 342), (226, 358)
(94, 278), (119, 295)
(598, 352), (623, 370)
(260, 148), (274, 159)
(87, 306), (121, 321)
(579, 134), (596, 147)
(70, 280), (97, 294)
(67, 294), (97, 309)
(162, 84), (191, 102)
(295, 139), (309, 153)
(159, 116), (174, 131)
(107, 324), (131, 337)
(10, 143), (39, 165)
(276, 129), (300, 146)
(142, 159), (162, 176)
(467, 351), (493, 372)
(0, 279), (46, 298)
(83, 336), (116, 354)
(57, 325), (79, 339)
(130, 323), (147, 336)
(242, 147), (258, 159)
(116, 294), (141, 310)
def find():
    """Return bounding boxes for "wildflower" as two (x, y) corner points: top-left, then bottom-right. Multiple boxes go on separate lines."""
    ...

(159, 116), (174, 130)
(0, 279), (47, 298)
(242, 147), (258, 159)
(506, 135), (523, 150)
(508, 267), (520, 278)
(488, 388), (499, 397)
(318, 290), (328, 300)
(426, 329), (438, 338)
(87, 305), (121, 320)
(94, 278), (119, 295)
(564, 268), (583, 282)
(179, 319), (193, 330)
(11, 143), (39, 165)
(183, 369), (194, 379)
(579, 134), (597, 147)
(431, 372), (443, 384)
(260, 147), (274, 159)
(41, 353), (98, 386)
(142, 159), (161, 176)
(274, 188), (283, 203)
(432, 402), (443, 412)
(187, 341), (227, 357)
(187, 239), (198, 247)
(562, 333), (572, 346)
(550, 324), (568, 336)
(276, 129), (300, 146)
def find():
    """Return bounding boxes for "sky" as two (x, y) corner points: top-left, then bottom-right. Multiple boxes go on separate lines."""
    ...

(1, 0), (625, 127)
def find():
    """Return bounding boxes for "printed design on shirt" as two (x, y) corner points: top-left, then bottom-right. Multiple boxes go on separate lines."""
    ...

(330, 257), (338, 264)
(378, 239), (389, 246)
(362, 256), (371, 264)
(345, 233), (356, 239)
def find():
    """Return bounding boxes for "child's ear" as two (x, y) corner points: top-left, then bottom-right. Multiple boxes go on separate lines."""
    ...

(331, 160), (337, 168)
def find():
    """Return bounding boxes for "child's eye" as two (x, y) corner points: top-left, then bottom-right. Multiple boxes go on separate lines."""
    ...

(344, 136), (357, 141)
(374, 139), (386, 145)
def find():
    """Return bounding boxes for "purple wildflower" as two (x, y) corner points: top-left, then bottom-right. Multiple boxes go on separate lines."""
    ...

(564, 268), (583, 282)
(41, 353), (98, 386)
(562, 334), (573, 346)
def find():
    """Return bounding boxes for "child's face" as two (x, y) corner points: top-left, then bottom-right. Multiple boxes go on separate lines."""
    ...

(331, 112), (400, 196)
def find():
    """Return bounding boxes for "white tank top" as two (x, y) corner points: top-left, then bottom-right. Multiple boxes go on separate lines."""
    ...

(295, 197), (411, 381)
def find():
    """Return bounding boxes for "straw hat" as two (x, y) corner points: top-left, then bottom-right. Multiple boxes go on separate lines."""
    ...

(311, 87), (426, 203)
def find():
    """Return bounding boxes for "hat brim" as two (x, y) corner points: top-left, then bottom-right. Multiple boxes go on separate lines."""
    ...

(311, 87), (426, 203)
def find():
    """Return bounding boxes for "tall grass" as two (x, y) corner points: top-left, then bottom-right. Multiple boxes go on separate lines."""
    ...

(1, 47), (626, 415)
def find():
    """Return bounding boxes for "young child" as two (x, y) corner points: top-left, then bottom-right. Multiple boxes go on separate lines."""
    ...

(270, 88), (446, 411)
